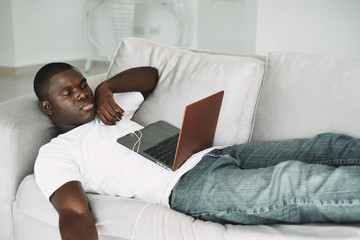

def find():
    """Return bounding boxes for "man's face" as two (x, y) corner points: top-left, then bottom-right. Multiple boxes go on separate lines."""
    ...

(43, 68), (96, 132)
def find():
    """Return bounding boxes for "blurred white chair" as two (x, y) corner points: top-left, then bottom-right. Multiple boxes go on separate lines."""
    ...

(83, 0), (185, 72)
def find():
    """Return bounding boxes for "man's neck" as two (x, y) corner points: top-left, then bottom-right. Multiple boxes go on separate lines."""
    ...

(52, 117), (96, 135)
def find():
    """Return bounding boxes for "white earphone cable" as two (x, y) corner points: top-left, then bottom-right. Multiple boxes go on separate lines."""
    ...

(131, 202), (153, 240)
(119, 120), (143, 153)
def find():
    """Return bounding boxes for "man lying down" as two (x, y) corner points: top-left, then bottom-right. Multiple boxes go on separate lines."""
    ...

(33, 62), (360, 240)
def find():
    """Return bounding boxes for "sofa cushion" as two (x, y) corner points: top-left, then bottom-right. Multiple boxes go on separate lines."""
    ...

(106, 37), (266, 146)
(252, 52), (360, 142)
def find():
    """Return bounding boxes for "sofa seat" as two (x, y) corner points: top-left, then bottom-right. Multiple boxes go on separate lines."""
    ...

(13, 173), (360, 240)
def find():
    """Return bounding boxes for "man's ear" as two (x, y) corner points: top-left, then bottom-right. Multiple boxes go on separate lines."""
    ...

(40, 100), (53, 115)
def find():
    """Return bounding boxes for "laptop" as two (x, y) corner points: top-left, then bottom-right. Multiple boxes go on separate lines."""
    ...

(117, 91), (224, 171)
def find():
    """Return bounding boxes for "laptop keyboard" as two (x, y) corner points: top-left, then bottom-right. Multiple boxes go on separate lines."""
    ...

(144, 133), (180, 165)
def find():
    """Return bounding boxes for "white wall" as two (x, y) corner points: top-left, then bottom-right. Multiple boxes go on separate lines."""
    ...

(18, 0), (87, 67)
(256, 0), (360, 59)
(0, 0), (197, 68)
(0, 0), (15, 67)
(1, 0), (87, 68)
(195, 0), (360, 59)
(197, 0), (257, 54)
(1, 0), (360, 68)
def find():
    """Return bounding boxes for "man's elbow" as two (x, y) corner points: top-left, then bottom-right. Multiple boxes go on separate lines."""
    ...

(148, 67), (159, 90)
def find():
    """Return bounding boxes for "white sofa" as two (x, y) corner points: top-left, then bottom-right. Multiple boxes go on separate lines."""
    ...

(2, 37), (360, 240)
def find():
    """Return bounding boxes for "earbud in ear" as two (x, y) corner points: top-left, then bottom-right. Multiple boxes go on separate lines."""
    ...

(40, 101), (53, 115)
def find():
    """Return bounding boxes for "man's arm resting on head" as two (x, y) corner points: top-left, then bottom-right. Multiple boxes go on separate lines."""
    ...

(95, 66), (158, 125)
(50, 181), (98, 240)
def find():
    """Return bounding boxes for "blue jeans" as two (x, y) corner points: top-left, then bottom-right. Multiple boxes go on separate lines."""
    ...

(170, 133), (360, 224)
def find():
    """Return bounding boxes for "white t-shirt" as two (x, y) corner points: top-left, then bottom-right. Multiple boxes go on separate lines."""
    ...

(34, 92), (214, 207)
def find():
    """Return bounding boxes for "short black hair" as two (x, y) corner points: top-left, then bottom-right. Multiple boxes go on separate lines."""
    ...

(33, 62), (74, 101)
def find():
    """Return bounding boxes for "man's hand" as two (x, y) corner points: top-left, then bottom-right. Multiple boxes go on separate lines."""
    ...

(95, 81), (125, 125)
(95, 67), (158, 125)
(50, 181), (98, 240)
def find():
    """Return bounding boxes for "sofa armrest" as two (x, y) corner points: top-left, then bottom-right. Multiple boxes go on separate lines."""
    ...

(0, 93), (56, 238)
(0, 92), (57, 193)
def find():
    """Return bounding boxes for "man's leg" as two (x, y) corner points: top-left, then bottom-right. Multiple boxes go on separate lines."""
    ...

(226, 132), (360, 169)
(170, 133), (360, 224)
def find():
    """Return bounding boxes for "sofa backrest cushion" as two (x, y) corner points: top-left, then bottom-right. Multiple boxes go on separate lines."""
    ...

(106, 38), (266, 146)
(252, 52), (360, 142)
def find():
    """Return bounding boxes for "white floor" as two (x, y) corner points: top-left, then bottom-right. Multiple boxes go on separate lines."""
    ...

(0, 62), (109, 102)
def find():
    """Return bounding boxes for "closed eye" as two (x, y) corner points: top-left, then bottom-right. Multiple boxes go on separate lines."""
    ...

(80, 79), (88, 89)
(62, 89), (73, 96)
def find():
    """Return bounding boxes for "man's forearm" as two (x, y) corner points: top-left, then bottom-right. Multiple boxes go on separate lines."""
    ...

(104, 66), (158, 95)
(50, 181), (98, 240)
(59, 211), (98, 240)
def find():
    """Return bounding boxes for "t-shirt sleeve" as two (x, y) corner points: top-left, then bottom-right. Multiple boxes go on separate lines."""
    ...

(34, 138), (82, 201)
(113, 91), (144, 120)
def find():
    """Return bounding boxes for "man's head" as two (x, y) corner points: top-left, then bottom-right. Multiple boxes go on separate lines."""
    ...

(34, 63), (96, 133)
